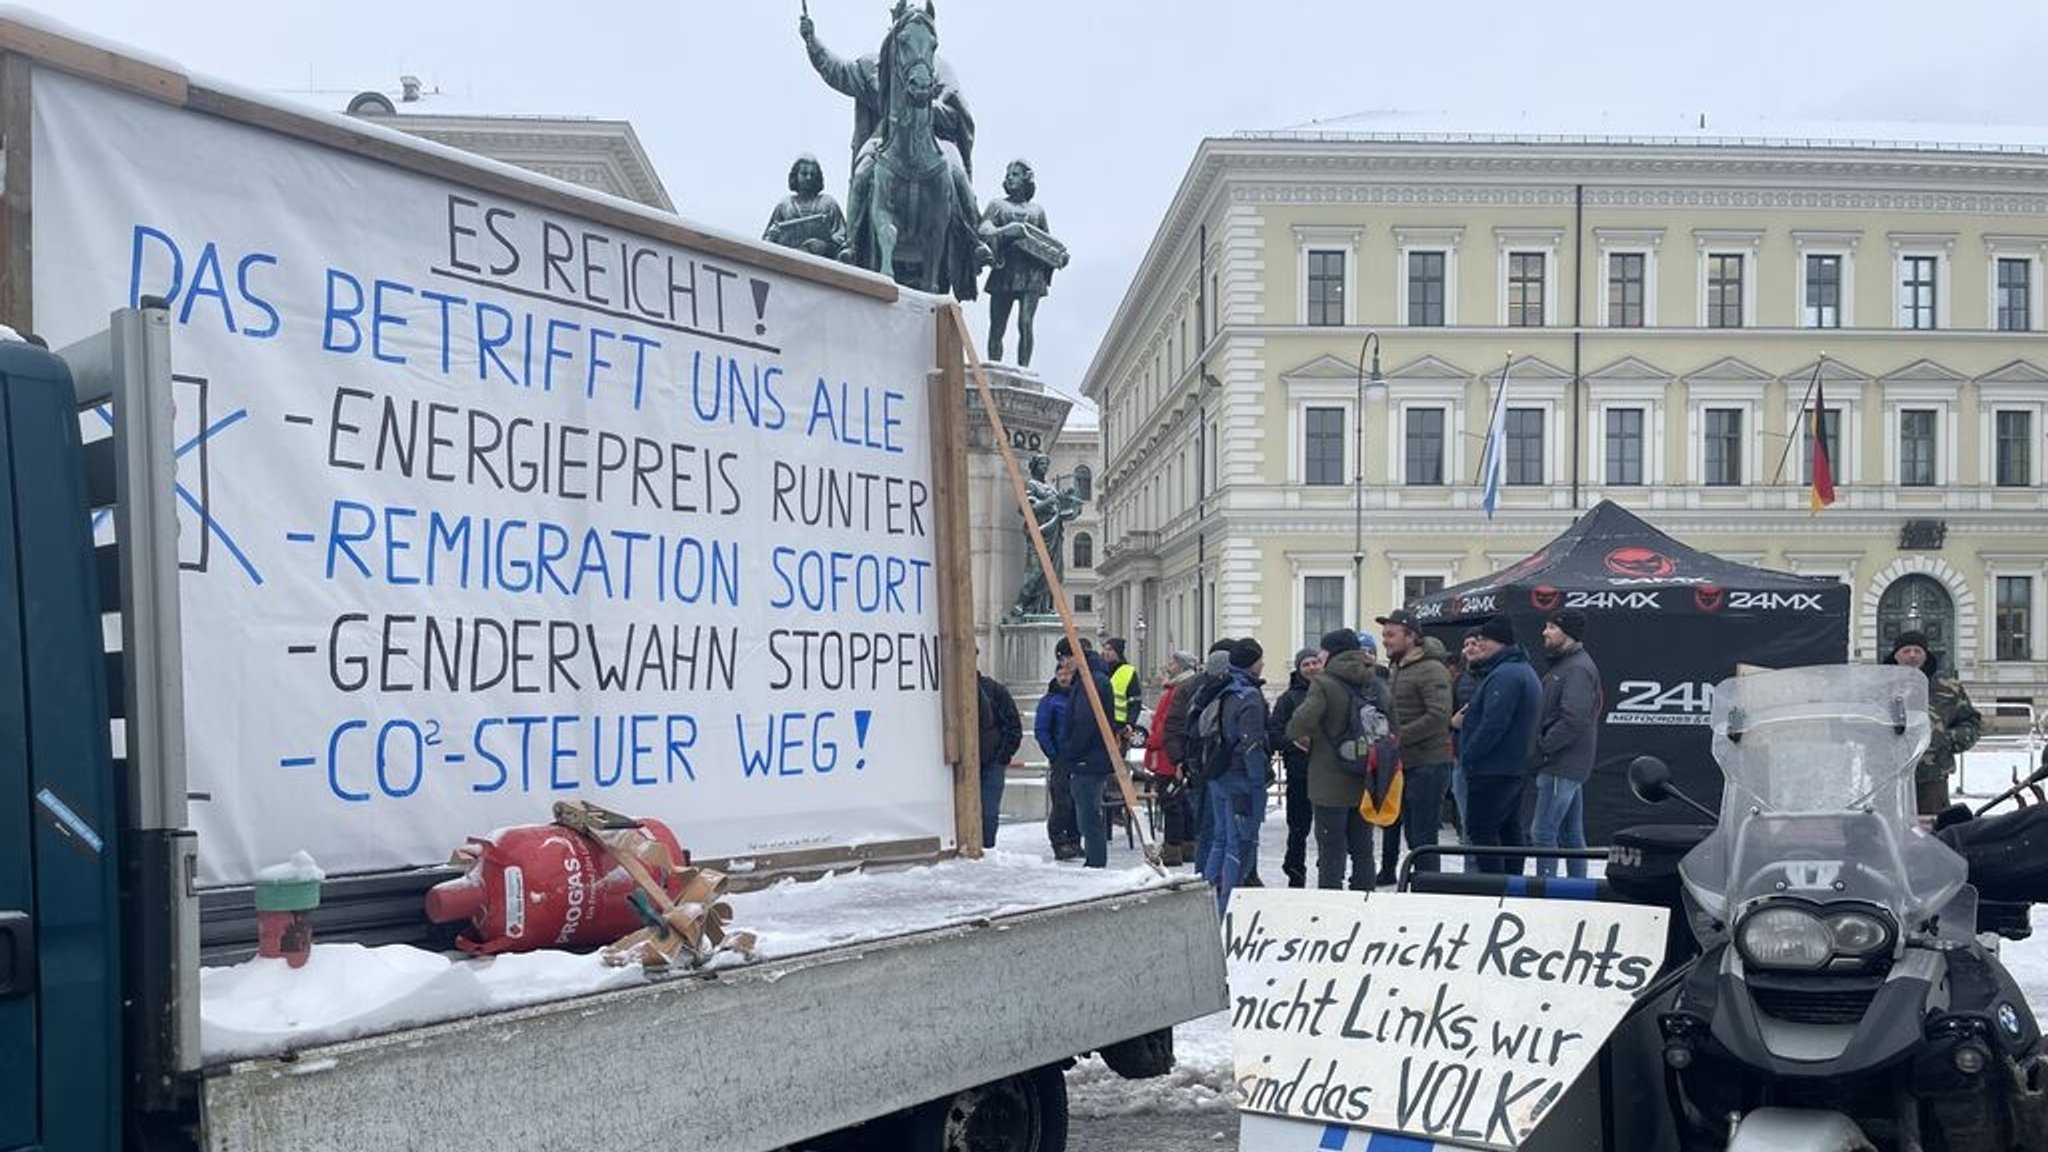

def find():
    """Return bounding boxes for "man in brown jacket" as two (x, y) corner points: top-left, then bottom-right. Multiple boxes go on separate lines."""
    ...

(1378, 609), (1455, 874)
(1285, 628), (1384, 890)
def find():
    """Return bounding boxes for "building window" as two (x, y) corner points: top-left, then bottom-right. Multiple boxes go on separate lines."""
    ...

(1403, 575), (1446, 604)
(1803, 407), (1842, 485)
(1996, 576), (2033, 662)
(1707, 253), (1745, 328)
(1899, 409), (1937, 486)
(1405, 408), (1446, 486)
(1608, 253), (1645, 327)
(1408, 251), (1447, 327)
(1304, 406), (1346, 486)
(1997, 411), (2032, 487)
(1303, 575), (1346, 651)
(1072, 464), (1093, 502)
(1703, 408), (1743, 486)
(1072, 594), (1094, 614)
(1505, 408), (1545, 485)
(1508, 252), (1546, 327)
(1805, 254), (1842, 329)
(1998, 258), (2032, 332)
(1307, 249), (1346, 327)
(1072, 532), (1093, 570)
(1900, 255), (1939, 329)
(1878, 575), (1954, 665)
(1604, 408), (1645, 485)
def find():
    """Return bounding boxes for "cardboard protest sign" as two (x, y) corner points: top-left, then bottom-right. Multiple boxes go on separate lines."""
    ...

(1226, 890), (1666, 1151)
(30, 70), (954, 886)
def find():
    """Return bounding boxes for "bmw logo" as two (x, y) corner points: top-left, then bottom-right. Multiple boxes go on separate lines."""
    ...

(1998, 1002), (2024, 1038)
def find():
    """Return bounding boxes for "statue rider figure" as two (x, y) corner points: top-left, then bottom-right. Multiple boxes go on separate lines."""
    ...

(762, 153), (850, 260)
(799, 3), (989, 292)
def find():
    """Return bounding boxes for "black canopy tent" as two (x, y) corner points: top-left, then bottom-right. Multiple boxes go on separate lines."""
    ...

(1405, 500), (1850, 842)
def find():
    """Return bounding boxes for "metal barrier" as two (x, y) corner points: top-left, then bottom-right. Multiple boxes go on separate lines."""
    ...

(1396, 844), (1613, 896)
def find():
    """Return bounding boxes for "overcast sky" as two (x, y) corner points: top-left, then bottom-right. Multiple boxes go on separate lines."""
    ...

(40, 1), (2048, 420)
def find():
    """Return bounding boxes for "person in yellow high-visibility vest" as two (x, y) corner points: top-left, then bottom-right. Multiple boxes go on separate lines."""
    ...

(1104, 637), (1142, 746)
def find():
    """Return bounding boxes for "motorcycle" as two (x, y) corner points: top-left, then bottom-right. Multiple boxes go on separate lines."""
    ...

(1622, 664), (2048, 1152)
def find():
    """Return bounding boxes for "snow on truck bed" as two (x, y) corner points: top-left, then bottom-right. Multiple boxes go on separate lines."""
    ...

(201, 844), (1179, 1062)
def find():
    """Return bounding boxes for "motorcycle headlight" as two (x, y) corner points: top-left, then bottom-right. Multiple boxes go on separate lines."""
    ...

(1825, 910), (1892, 957)
(1737, 906), (1833, 971)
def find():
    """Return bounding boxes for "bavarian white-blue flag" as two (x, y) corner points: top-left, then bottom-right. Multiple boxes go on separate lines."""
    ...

(1477, 357), (1512, 519)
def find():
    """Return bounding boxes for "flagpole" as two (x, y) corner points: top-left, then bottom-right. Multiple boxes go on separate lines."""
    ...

(1771, 353), (1827, 488)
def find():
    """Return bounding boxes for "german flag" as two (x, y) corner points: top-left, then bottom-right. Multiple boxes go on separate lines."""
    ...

(1809, 377), (1837, 513)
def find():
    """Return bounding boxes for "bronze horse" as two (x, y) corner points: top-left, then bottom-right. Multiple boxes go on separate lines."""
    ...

(860, 4), (974, 296)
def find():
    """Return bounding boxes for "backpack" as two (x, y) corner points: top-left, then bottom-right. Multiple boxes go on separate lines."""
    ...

(1335, 679), (1404, 827)
(1189, 679), (1251, 789)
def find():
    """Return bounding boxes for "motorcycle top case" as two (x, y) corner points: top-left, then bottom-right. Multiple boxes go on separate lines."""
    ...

(1939, 804), (2048, 904)
(1606, 823), (1714, 906)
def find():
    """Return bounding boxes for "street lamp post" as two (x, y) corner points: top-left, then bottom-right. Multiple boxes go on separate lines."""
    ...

(1354, 333), (1386, 627)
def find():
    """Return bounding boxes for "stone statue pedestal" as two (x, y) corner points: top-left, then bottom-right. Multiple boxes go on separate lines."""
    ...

(995, 617), (1066, 693)
(964, 363), (1072, 668)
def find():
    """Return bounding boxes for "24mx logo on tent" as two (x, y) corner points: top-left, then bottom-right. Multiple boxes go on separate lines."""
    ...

(1565, 590), (1663, 611)
(1604, 547), (1677, 579)
(1728, 591), (1830, 612)
(1529, 585), (1562, 611)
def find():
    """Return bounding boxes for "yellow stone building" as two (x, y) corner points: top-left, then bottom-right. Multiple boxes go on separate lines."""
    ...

(1083, 129), (2048, 717)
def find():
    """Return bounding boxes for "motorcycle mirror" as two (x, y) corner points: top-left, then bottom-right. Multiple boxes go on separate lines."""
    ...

(1629, 756), (1674, 804)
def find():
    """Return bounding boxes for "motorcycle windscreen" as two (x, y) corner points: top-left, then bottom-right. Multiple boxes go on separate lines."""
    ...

(1680, 665), (1967, 927)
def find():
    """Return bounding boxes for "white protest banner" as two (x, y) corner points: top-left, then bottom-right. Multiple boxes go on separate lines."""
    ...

(30, 70), (955, 886)
(1225, 890), (1666, 1151)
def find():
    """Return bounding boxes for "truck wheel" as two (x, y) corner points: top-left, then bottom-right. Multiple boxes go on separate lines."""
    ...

(1099, 1026), (1175, 1079)
(906, 1064), (1069, 1152)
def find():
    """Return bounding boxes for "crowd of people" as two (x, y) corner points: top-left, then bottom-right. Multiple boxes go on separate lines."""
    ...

(973, 607), (1617, 903)
(974, 609), (1989, 902)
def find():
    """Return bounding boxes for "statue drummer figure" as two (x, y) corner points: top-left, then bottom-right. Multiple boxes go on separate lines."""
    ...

(762, 153), (850, 260)
(980, 159), (1067, 368)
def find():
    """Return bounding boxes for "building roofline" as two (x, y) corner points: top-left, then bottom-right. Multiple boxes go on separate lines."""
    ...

(1081, 132), (2048, 405)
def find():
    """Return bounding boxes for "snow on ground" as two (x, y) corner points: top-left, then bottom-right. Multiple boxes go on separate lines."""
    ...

(199, 832), (1173, 1061)
(198, 779), (2048, 1110)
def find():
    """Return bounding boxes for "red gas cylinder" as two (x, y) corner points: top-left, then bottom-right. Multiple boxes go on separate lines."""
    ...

(425, 820), (687, 955)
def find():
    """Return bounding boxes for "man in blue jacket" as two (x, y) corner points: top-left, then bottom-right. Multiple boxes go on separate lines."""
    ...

(1035, 654), (1080, 860)
(1053, 636), (1120, 868)
(1454, 616), (1541, 875)
(1203, 638), (1271, 907)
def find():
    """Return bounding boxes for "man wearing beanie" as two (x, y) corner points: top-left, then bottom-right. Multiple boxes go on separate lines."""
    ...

(1164, 638), (1237, 868)
(1457, 616), (1541, 875)
(1202, 639), (1271, 907)
(1286, 627), (1388, 890)
(1882, 629), (1982, 814)
(1530, 610), (1600, 878)
(1050, 636), (1119, 868)
(1266, 646), (1325, 887)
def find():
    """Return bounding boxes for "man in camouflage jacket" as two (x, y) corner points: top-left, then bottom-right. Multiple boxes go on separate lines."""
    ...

(1883, 629), (1983, 815)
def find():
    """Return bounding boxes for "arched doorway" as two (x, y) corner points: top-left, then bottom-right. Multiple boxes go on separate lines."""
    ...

(1877, 574), (1955, 665)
